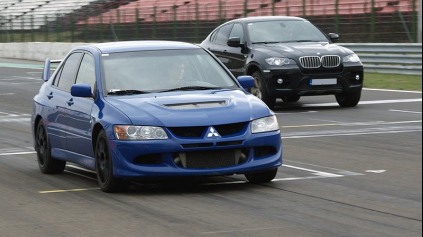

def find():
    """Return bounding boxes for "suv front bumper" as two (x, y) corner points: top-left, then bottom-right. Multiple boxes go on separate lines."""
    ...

(263, 64), (364, 97)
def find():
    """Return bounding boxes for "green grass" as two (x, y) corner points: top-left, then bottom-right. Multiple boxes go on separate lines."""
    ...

(364, 73), (422, 91)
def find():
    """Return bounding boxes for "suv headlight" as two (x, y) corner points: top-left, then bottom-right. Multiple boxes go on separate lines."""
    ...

(114, 125), (168, 140)
(343, 54), (361, 63)
(265, 57), (290, 66)
(251, 115), (279, 134)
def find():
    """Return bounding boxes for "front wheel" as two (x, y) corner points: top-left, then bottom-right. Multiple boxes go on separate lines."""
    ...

(245, 169), (278, 183)
(282, 95), (301, 103)
(336, 90), (362, 107)
(35, 120), (66, 174)
(251, 72), (276, 109)
(95, 130), (128, 193)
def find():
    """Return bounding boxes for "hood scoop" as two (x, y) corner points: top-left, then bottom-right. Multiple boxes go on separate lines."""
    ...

(162, 101), (228, 110)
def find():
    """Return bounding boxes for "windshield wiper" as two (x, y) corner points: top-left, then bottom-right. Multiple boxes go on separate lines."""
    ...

(108, 90), (152, 95)
(160, 86), (222, 93)
(281, 40), (322, 43)
(252, 42), (281, 45)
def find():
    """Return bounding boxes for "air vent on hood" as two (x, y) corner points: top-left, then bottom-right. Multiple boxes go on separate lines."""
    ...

(163, 101), (228, 110)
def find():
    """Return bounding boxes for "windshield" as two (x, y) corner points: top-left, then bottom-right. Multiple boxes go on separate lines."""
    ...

(247, 20), (329, 43)
(102, 49), (238, 95)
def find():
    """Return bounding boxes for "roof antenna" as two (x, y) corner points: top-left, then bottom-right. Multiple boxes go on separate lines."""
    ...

(110, 22), (119, 41)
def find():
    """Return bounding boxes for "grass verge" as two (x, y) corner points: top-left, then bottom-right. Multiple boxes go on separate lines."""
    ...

(364, 73), (422, 91)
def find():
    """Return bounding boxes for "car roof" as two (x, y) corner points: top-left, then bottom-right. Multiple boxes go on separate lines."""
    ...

(227, 16), (306, 24)
(83, 41), (201, 54)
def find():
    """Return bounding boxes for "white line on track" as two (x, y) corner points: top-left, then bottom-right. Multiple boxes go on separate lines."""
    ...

(302, 98), (422, 107)
(363, 88), (422, 94)
(390, 109), (422, 114)
(282, 129), (422, 139)
(276, 111), (318, 115)
(0, 93), (15, 96)
(0, 151), (36, 156)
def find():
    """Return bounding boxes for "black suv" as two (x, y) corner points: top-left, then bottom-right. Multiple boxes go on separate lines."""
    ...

(201, 16), (364, 109)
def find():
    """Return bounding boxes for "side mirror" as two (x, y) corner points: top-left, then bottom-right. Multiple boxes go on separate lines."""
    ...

(238, 76), (255, 89)
(42, 58), (51, 82)
(329, 33), (340, 43)
(71, 84), (93, 98)
(228, 37), (244, 48)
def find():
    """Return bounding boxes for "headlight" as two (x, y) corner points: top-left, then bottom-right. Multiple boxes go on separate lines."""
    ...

(114, 125), (168, 140)
(251, 115), (279, 134)
(343, 54), (361, 63)
(265, 57), (290, 66)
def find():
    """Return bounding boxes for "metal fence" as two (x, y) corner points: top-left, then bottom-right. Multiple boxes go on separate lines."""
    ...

(340, 43), (422, 75)
(0, 0), (421, 43)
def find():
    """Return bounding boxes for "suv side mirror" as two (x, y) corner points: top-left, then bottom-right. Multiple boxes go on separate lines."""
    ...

(238, 76), (255, 89)
(228, 37), (244, 48)
(329, 33), (340, 43)
(71, 84), (93, 98)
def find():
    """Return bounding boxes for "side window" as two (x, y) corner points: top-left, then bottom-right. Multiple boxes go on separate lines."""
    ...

(53, 65), (64, 87)
(210, 30), (218, 42)
(215, 24), (233, 45)
(229, 24), (245, 42)
(76, 54), (96, 94)
(57, 53), (83, 92)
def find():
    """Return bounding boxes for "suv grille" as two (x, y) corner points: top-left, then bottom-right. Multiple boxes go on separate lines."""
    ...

(300, 56), (341, 69)
(300, 56), (321, 69)
(321, 56), (341, 68)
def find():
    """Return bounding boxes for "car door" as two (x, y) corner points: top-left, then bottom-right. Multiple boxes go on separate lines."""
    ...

(224, 23), (248, 77)
(208, 23), (234, 66)
(46, 52), (83, 150)
(66, 53), (96, 157)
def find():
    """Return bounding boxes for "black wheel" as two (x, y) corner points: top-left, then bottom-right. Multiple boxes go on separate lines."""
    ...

(245, 169), (278, 183)
(251, 72), (276, 109)
(282, 95), (301, 103)
(336, 90), (362, 107)
(35, 120), (66, 174)
(95, 130), (128, 193)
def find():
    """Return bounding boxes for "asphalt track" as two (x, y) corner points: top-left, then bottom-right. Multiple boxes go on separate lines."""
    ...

(0, 58), (421, 237)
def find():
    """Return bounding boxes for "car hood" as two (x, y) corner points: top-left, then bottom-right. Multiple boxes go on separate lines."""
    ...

(105, 90), (272, 127)
(253, 42), (354, 59)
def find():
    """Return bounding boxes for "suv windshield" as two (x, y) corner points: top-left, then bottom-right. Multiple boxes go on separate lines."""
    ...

(248, 20), (329, 43)
(102, 49), (238, 94)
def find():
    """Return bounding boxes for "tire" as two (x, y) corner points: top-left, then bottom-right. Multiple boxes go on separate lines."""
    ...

(251, 71), (276, 109)
(282, 95), (301, 103)
(35, 120), (66, 174)
(95, 130), (128, 193)
(245, 169), (278, 183)
(336, 90), (362, 107)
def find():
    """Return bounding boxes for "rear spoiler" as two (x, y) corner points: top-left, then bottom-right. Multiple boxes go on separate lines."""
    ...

(42, 59), (62, 82)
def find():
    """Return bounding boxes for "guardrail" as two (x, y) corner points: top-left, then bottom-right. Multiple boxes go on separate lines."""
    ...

(339, 43), (422, 75)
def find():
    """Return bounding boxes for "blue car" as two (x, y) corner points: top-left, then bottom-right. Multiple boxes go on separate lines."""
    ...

(32, 41), (283, 192)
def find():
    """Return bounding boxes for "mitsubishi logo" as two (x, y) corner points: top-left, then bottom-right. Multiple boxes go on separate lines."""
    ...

(207, 127), (220, 138)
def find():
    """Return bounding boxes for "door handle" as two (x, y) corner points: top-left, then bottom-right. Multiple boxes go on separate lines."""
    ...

(67, 99), (74, 106)
(47, 92), (53, 99)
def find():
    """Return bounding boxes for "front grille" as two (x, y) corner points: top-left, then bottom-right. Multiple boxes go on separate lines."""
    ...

(168, 122), (248, 138)
(300, 56), (321, 69)
(168, 126), (207, 138)
(300, 56), (342, 69)
(321, 56), (341, 68)
(175, 150), (239, 169)
(215, 122), (248, 137)
(300, 83), (343, 91)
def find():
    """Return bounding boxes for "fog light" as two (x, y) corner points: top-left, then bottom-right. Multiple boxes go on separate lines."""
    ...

(356, 75), (360, 81)
(277, 79), (284, 84)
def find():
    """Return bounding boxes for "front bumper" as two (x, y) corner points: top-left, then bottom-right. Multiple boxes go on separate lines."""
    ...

(109, 130), (283, 179)
(263, 64), (364, 97)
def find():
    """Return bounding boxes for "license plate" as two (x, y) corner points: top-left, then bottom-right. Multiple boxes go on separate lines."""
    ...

(310, 79), (337, 86)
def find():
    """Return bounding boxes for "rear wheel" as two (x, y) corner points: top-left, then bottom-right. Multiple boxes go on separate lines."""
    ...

(336, 90), (362, 107)
(251, 72), (276, 109)
(282, 95), (301, 103)
(95, 130), (128, 193)
(35, 120), (66, 174)
(245, 169), (278, 183)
